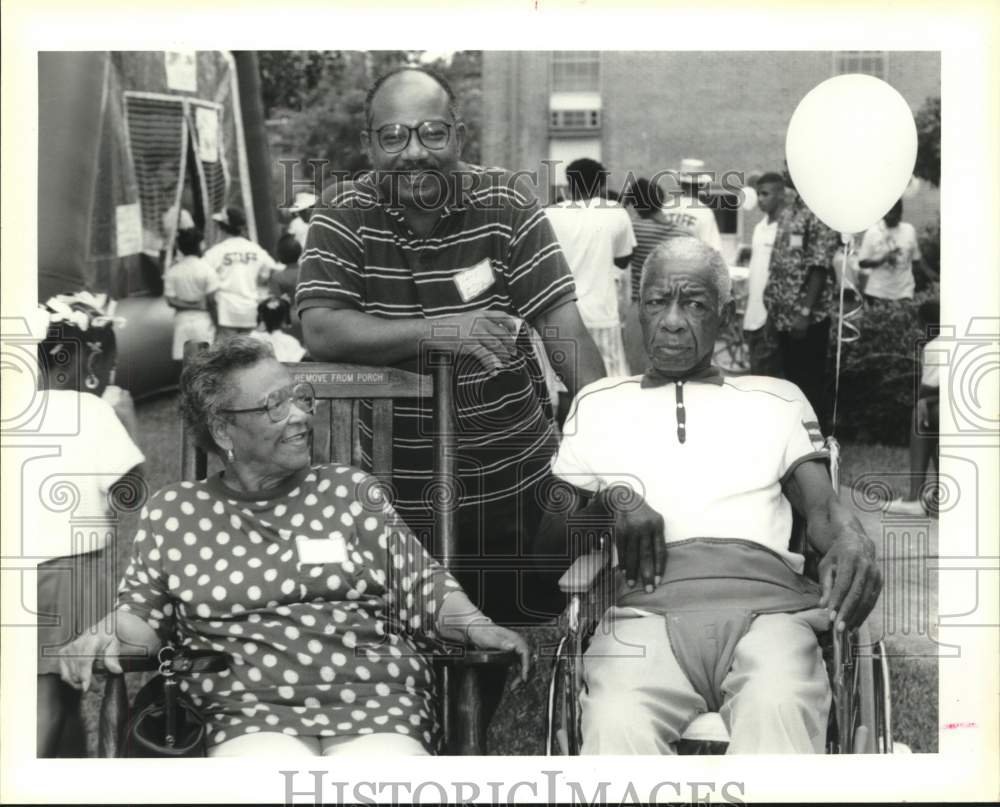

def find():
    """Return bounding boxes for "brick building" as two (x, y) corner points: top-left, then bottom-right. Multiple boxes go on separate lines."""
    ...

(481, 51), (940, 263)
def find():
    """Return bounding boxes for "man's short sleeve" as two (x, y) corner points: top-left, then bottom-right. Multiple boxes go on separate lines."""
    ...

(778, 388), (829, 484)
(504, 194), (577, 321)
(163, 269), (177, 299)
(296, 190), (367, 314)
(550, 389), (602, 494)
(805, 213), (838, 272)
(613, 209), (638, 259)
(906, 223), (923, 261)
(856, 226), (880, 261)
(199, 260), (220, 295)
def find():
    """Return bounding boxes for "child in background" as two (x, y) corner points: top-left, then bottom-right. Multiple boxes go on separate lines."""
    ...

(164, 227), (218, 362)
(250, 296), (306, 362)
(886, 299), (941, 516)
(32, 293), (145, 757)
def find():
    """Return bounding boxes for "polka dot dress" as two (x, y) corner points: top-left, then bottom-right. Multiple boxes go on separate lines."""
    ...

(117, 464), (462, 752)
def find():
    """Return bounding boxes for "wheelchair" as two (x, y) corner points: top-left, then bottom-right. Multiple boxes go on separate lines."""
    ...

(545, 438), (896, 756)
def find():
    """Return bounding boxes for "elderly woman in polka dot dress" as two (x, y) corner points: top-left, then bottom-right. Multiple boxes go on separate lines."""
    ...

(59, 336), (531, 757)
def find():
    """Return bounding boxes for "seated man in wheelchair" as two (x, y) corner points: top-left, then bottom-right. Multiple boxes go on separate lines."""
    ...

(541, 236), (882, 754)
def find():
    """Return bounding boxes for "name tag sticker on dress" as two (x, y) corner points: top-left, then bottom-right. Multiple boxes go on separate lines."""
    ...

(295, 535), (348, 565)
(789, 234), (804, 249)
(453, 259), (495, 302)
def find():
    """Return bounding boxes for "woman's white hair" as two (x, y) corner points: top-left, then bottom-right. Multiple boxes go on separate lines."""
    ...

(640, 236), (732, 312)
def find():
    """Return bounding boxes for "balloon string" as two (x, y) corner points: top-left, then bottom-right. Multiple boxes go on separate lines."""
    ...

(831, 234), (864, 434)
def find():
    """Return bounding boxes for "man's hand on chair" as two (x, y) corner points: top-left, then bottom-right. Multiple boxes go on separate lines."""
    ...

(818, 528), (882, 633)
(601, 485), (666, 593)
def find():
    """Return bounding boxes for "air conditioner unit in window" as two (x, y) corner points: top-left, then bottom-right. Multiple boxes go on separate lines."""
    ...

(549, 109), (601, 133)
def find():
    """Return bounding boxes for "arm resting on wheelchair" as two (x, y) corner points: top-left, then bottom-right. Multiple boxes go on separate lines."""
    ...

(782, 459), (882, 632)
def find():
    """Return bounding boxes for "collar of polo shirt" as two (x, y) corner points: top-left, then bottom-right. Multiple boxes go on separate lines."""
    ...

(640, 365), (725, 389)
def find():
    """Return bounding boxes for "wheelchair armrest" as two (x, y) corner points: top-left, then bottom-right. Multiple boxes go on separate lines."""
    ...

(434, 646), (517, 667)
(559, 550), (612, 595)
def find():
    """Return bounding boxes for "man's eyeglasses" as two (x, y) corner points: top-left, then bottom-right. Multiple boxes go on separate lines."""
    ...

(218, 382), (316, 422)
(368, 120), (453, 154)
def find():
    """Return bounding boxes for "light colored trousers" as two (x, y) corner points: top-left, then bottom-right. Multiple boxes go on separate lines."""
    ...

(209, 731), (429, 757)
(581, 611), (831, 754)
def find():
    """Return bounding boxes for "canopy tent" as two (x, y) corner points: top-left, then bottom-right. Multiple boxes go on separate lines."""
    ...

(38, 51), (258, 302)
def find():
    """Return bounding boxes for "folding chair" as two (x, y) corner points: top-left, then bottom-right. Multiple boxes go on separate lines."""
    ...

(97, 343), (513, 756)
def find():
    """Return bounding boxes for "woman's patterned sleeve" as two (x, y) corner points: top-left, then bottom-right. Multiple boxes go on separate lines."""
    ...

(116, 496), (175, 638)
(354, 481), (463, 646)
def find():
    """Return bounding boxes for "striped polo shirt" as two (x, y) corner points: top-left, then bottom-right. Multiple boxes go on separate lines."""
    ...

(297, 165), (578, 535)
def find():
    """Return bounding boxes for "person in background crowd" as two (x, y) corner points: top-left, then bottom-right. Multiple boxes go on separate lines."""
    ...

(203, 206), (280, 340)
(885, 299), (941, 517)
(762, 168), (840, 428)
(297, 65), (604, 646)
(856, 199), (929, 305)
(661, 158), (723, 253)
(546, 158), (636, 377)
(742, 172), (787, 377)
(269, 233), (304, 342)
(32, 293), (145, 757)
(164, 227), (219, 363)
(287, 191), (317, 250)
(251, 296), (306, 362)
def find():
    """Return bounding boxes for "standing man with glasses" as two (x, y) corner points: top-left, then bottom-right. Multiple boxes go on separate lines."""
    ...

(297, 66), (604, 688)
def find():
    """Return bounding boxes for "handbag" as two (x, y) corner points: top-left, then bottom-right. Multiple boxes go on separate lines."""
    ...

(123, 644), (227, 758)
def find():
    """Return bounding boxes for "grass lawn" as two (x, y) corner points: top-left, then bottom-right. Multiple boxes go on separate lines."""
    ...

(79, 396), (937, 755)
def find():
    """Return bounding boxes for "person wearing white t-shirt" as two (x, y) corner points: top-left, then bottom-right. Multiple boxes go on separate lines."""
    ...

(203, 206), (280, 338)
(742, 172), (786, 376)
(660, 158), (723, 253)
(536, 237), (882, 754)
(164, 227), (219, 360)
(30, 294), (145, 757)
(545, 158), (636, 377)
(856, 199), (926, 302)
(886, 300), (941, 517)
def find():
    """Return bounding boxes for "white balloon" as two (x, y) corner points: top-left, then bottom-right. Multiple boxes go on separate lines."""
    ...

(785, 74), (917, 234)
(740, 186), (758, 211)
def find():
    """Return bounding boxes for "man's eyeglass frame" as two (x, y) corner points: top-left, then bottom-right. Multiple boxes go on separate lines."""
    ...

(217, 381), (317, 422)
(366, 120), (454, 154)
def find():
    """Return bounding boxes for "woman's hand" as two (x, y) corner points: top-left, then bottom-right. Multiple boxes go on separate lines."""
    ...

(465, 621), (533, 689)
(58, 625), (123, 693)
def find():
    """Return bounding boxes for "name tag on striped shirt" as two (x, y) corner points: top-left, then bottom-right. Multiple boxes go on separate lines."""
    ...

(453, 259), (495, 302)
(295, 534), (347, 565)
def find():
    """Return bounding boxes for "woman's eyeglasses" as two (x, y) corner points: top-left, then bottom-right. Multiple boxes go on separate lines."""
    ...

(218, 381), (316, 422)
(368, 120), (453, 154)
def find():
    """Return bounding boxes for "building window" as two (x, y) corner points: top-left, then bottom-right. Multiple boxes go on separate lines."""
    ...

(551, 51), (600, 92)
(834, 51), (888, 80)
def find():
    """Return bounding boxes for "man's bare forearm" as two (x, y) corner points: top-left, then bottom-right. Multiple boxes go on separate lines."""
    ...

(302, 307), (430, 364)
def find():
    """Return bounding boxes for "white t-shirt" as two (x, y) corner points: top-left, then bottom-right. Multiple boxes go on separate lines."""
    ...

(743, 217), (778, 330)
(857, 221), (921, 300)
(545, 198), (637, 329)
(288, 216), (309, 249)
(551, 374), (829, 572)
(21, 389), (146, 563)
(921, 335), (943, 388)
(249, 329), (306, 362)
(164, 254), (219, 308)
(660, 197), (723, 253)
(203, 236), (279, 327)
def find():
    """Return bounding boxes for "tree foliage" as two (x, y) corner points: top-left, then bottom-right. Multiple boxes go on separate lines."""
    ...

(913, 96), (940, 188)
(261, 51), (484, 196)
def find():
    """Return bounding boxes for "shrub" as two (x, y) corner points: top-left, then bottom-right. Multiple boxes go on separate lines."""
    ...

(827, 289), (939, 446)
